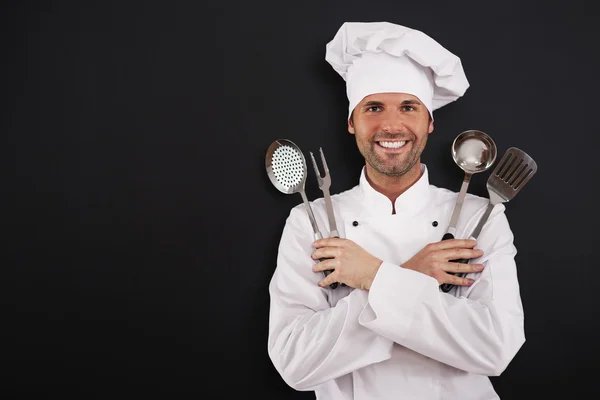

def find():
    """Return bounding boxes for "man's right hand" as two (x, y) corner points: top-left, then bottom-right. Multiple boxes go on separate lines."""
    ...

(401, 239), (484, 287)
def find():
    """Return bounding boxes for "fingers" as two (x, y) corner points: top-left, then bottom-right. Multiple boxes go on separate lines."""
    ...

(439, 247), (484, 261)
(312, 258), (337, 273)
(445, 273), (475, 287)
(432, 239), (478, 251)
(311, 247), (341, 260)
(313, 237), (346, 249)
(313, 259), (342, 287)
(318, 270), (338, 287)
(443, 262), (485, 274)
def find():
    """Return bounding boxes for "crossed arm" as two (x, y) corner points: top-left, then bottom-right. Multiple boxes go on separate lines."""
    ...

(267, 207), (525, 390)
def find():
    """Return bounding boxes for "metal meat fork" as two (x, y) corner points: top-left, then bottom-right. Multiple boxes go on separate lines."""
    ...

(310, 147), (346, 288)
(310, 147), (339, 238)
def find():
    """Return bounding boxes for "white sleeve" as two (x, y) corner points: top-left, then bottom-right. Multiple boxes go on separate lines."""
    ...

(267, 207), (393, 391)
(358, 205), (525, 376)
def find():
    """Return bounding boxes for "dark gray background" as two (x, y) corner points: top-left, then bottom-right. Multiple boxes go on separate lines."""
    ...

(3, 0), (598, 398)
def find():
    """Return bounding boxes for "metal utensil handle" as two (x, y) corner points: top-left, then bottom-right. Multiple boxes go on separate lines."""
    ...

(439, 232), (470, 292)
(323, 193), (339, 237)
(446, 175), (471, 236)
(469, 202), (494, 241)
(300, 190), (321, 236)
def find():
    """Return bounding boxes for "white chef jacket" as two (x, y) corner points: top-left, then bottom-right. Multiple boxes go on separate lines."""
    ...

(267, 164), (525, 400)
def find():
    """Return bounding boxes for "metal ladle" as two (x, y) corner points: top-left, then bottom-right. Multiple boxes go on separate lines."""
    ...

(440, 129), (497, 292)
(440, 130), (497, 293)
(443, 130), (497, 241)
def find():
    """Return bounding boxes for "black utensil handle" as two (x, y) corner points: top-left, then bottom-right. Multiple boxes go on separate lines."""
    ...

(440, 232), (470, 292)
(442, 232), (455, 241)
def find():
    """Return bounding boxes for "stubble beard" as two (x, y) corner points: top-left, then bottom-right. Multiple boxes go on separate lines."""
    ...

(358, 134), (427, 177)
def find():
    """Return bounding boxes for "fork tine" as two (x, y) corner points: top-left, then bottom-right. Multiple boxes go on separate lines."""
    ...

(319, 147), (330, 175)
(309, 151), (322, 179)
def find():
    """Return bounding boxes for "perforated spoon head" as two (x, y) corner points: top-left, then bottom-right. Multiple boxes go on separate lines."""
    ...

(265, 139), (307, 195)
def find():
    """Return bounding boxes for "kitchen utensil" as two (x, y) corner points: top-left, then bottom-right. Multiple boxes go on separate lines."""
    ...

(440, 147), (538, 292)
(440, 130), (497, 291)
(265, 139), (338, 289)
(310, 147), (339, 238)
(443, 130), (497, 240)
(310, 147), (345, 288)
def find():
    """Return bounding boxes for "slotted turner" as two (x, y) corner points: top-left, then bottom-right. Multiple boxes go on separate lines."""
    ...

(440, 147), (538, 292)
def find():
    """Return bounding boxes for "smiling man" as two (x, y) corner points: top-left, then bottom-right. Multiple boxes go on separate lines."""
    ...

(267, 21), (525, 400)
(349, 93), (433, 214)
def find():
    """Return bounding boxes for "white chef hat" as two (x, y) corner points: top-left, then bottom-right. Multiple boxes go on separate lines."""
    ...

(325, 21), (470, 120)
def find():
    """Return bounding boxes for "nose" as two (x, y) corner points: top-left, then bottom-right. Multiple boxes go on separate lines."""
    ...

(380, 112), (406, 133)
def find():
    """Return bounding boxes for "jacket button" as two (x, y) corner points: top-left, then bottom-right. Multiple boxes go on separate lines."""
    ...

(432, 221), (438, 227)
(352, 221), (359, 227)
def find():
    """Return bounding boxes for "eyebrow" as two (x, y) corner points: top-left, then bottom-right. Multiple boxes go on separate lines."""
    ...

(363, 101), (384, 107)
(362, 99), (422, 107)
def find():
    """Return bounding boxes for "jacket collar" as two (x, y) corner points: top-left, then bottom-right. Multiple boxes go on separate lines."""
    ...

(357, 163), (432, 217)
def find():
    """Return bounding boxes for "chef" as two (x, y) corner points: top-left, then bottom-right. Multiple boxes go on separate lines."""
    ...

(267, 21), (525, 400)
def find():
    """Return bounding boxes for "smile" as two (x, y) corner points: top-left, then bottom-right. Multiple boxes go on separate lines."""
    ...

(378, 141), (407, 149)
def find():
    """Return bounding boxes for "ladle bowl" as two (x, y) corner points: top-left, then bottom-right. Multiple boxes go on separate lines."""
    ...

(452, 130), (497, 174)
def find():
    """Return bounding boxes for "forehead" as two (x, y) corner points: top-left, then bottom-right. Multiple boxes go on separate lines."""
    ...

(360, 92), (422, 104)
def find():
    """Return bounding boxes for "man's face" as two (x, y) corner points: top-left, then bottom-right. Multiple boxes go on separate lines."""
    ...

(348, 92), (434, 177)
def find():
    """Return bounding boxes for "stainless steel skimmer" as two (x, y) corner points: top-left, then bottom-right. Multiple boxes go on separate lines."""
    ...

(440, 147), (538, 293)
(310, 147), (345, 288)
(265, 139), (322, 237)
(265, 139), (338, 289)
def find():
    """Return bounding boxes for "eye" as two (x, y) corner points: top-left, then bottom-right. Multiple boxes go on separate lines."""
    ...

(401, 105), (416, 111)
(366, 105), (383, 112)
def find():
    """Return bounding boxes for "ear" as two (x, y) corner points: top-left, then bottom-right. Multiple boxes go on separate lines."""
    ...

(348, 118), (355, 135)
(427, 118), (434, 134)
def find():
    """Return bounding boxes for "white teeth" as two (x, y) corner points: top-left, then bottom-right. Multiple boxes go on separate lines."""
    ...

(379, 141), (406, 149)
